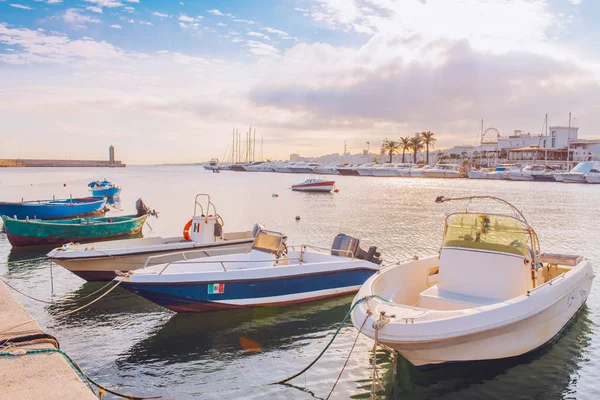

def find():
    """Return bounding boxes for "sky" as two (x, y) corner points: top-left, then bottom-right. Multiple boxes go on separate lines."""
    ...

(1, 0), (600, 164)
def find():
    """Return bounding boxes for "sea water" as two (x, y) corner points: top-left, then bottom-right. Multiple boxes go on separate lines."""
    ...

(0, 166), (598, 399)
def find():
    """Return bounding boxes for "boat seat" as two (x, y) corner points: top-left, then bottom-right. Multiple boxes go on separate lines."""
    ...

(416, 285), (496, 311)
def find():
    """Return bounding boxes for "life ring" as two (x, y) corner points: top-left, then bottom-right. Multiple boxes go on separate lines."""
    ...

(183, 219), (193, 240)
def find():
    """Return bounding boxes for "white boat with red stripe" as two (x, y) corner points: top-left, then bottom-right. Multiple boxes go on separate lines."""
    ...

(291, 177), (336, 192)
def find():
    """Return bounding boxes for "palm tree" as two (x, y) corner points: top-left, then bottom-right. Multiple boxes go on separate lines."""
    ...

(399, 136), (411, 163)
(382, 139), (401, 163)
(408, 136), (424, 164)
(420, 131), (437, 165)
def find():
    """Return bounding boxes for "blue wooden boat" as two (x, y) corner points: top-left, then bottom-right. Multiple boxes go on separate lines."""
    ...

(114, 231), (382, 313)
(3, 213), (148, 247)
(89, 179), (121, 198)
(0, 197), (107, 220)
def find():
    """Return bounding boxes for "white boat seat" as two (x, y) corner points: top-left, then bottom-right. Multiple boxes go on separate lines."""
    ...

(416, 285), (496, 311)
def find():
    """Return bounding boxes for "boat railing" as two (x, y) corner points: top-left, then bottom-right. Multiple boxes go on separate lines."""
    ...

(140, 246), (249, 270)
(141, 251), (302, 275)
(526, 271), (568, 296)
(193, 194), (218, 217)
(288, 244), (355, 262)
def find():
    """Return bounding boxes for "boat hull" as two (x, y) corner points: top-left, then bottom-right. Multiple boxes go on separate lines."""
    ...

(0, 197), (106, 220)
(531, 174), (556, 182)
(337, 168), (359, 176)
(4, 214), (148, 247)
(49, 239), (254, 281)
(352, 259), (593, 369)
(292, 181), (335, 192)
(585, 175), (600, 184)
(562, 173), (587, 183)
(421, 172), (464, 179)
(91, 187), (121, 198)
(119, 267), (377, 313)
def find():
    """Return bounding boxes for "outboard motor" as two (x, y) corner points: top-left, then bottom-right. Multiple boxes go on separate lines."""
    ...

(331, 233), (382, 265)
(135, 198), (157, 217)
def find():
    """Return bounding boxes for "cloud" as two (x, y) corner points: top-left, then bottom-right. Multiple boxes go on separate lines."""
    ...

(233, 19), (255, 24)
(247, 31), (270, 41)
(139, 20), (152, 26)
(179, 14), (194, 23)
(10, 4), (33, 9)
(47, 0), (62, 4)
(63, 8), (101, 26)
(85, 6), (102, 13)
(123, 6), (134, 12)
(179, 22), (188, 28)
(216, 22), (227, 27)
(83, 0), (122, 7)
(294, 7), (309, 12)
(152, 12), (168, 18)
(262, 27), (292, 39)
(566, 0), (582, 4)
(207, 9), (224, 16)
(246, 40), (279, 57)
(110, 24), (121, 29)
(125, 0), (138, 2)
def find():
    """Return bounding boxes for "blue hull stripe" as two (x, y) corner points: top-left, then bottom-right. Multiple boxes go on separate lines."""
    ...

(121, 268), (375, 308)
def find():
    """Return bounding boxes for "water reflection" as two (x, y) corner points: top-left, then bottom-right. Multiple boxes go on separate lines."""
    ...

(366, 307), (593, 399)
(122, 295), (355, 366)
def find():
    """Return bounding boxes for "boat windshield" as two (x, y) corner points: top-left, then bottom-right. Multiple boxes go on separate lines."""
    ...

(252, 231), (284, 255)
(442, 213), (530, 257)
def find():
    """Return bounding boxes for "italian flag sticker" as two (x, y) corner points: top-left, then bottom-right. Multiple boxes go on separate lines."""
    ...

(208, 283), (225, 294)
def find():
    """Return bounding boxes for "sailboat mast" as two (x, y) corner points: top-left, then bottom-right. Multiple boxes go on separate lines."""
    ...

(253, 129), (256, 162)
(261, 135), (264, 161)
(568, 112), (572, 169)
(544, 114), (548, 167)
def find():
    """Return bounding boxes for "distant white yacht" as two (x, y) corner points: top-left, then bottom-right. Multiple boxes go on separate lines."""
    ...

(421, 164), (464, 178)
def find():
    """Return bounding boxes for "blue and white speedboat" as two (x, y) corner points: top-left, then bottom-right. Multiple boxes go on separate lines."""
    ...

(114, 230), (382, 312)
(89, 179), (121, 198)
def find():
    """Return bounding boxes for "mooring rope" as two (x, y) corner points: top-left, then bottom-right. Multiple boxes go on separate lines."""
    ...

(0, 294), (393, 400)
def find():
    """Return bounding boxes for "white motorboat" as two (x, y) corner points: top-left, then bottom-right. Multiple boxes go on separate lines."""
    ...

(371, 163), (399, 177)
(289, 162), (319, 173)
(351, 195), (593, 369)
(356, 163), (378, 176)
(467, 168), (491, 179)
(563, 161), (600, 183)
(114, 231), (382, 312)
(585, 169), (600, 184)
(409, 165), (433, 177)
(554, 173), (565, 182)
(314, 164), (340, 175)
(396, 164), (417, 177)
(47, 194), (256, 281)
(421, 164), (465, 179)
(244, 162), (274, 172)
(291, 177), (335, 192)
(485, 165), (510, 180)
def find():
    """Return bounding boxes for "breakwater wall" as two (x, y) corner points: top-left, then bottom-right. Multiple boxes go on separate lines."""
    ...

(0, 159), (125, 168)
(0, 280), (96, 400)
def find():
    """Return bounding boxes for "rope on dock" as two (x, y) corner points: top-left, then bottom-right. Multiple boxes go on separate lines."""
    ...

(0, 278), (126, 335)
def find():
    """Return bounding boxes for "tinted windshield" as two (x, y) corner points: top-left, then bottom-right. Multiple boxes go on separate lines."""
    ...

(442, 213), (530, 257)
(252, 232), (283, 255)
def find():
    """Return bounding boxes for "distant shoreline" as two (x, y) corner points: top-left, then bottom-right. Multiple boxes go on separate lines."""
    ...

(0, 159), (126, 168)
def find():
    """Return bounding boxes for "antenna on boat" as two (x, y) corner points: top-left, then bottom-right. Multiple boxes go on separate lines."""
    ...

(434, 195), (528, 224)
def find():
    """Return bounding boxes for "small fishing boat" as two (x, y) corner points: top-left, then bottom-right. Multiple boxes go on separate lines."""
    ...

(291, 177), (335, 192)
(0, 197), (107, 220)
(3, 200), (151, 247)
(47, 194), (256, 281)
(89, 179), (121, 198)
(114, 231), (382, 312)
(351, 195), (593, 369)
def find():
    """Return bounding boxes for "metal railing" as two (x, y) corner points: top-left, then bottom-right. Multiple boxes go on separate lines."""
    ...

(141, 246), (250, 269)
(526, 271), (568, 296)
(153, 256), (303, 275)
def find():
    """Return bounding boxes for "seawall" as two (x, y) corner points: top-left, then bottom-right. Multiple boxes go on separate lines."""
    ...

(0, 281), (97, 400)
(0, 159), (125, 168)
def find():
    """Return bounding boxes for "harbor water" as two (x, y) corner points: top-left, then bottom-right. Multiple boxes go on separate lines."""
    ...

(0, 166), (599, 399)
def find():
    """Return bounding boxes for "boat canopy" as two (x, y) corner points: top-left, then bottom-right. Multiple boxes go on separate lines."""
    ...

(252, 231), (284, 256)
(442, 213), (530, 257)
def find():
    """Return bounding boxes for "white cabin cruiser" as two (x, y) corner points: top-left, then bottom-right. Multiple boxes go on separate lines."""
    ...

(274, 162), (295, 173)
(409, 165), (433, 177)
(396, 164), (417, 177)
(314, 164), (340, 175)
(563, 161), (600, 183)
(371, 163), (402, 177)
(351, 195), (593, 369)
(289, 162), (319, 173)
(466, 168), (491, 179)
(356, 163), (378, 176)
(421, 164), (465, 178)
(47, 195), (256, 281)
(585, 168), (600, 184)
(244, 162), (274, 172)
(114, 231), (382, 312)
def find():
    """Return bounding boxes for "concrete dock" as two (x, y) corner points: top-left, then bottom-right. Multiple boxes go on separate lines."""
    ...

(0, 281), (97, 400)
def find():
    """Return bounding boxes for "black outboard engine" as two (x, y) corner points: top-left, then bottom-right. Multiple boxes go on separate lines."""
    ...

(331, 234), (382, 265)
(135, 198), (157, 217)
